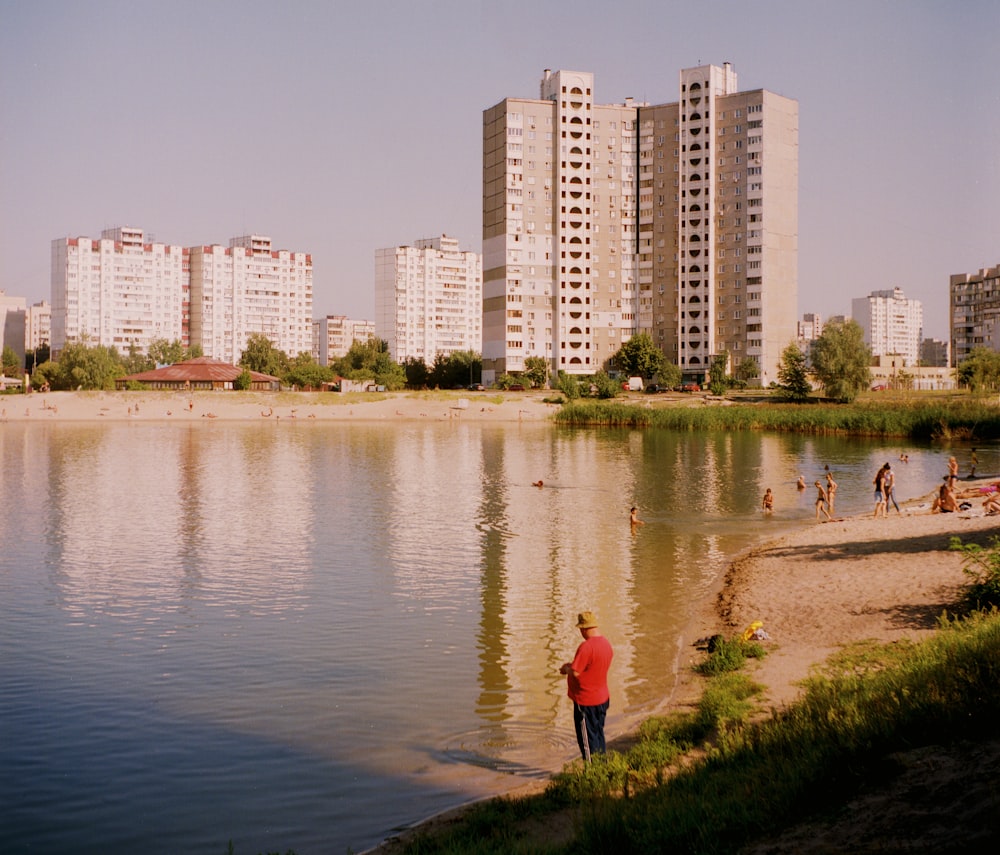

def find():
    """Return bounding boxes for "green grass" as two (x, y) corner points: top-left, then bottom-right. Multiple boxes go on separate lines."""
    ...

(554, 398), (1000, 439)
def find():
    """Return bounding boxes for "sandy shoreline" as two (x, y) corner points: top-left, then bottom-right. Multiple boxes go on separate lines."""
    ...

(0, 389), (561, 424)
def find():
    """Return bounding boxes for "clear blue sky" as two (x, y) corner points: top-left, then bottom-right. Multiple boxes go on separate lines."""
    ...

(2, 0), (997, 339)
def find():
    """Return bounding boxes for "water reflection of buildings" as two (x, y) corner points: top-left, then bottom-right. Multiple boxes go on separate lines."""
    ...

(47, 425), (312, 618)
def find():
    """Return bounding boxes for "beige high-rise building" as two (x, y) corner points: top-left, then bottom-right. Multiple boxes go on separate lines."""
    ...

(375, 235), (482, 363)
(189, 234), (313, 365)
(483, 64), (798, 386)
(51, 227), (188, 358)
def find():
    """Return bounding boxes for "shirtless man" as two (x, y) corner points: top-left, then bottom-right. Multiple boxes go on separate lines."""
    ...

(814, 481), (832, 521)
(629, 506), (644, 526)
(761, 488), (774, 513)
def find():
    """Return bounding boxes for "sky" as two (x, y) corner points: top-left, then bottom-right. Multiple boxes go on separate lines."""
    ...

(1, 0), (998, 340)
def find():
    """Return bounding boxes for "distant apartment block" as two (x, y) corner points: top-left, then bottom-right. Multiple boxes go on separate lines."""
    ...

(482, 63), (798, 386)
(950, 265), (1000, 366)
(797, 313), (822, 342)
(51, 228), (312, 364)
(919, 337), (949, 367)
(27, 300), (51, 351)
(189, 234), (313, 364)
(51, 227), (187, 358)
(313, 315), (376, 366)
(375, 235), (482, 363)
(851, 287), (922, 366)
(1, 289), (27, 368)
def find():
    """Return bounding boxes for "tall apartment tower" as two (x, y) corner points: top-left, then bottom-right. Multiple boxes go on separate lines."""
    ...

(375, 235), (482, 363)
(50, 226), (188, 358)
(851, 287), (923, 366)
(482, 64), (798, 386)
(950, 265), (1000, 366)
(189, 234), (313, 364)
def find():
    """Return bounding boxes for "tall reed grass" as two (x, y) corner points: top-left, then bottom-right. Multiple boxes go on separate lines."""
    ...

(554, 398), (1000, 440)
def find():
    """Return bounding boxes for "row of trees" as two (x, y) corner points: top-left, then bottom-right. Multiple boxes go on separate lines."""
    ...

(777, 319), (872, 403)
(15, 322), (999, 401)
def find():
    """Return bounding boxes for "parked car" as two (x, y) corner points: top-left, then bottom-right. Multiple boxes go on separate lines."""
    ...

(645, 384), (662, 393)
(508, 383), (525, 391)
(467, 383), (485, 391)
(676, 382), (701, 392)
(871, 384), (887, 392)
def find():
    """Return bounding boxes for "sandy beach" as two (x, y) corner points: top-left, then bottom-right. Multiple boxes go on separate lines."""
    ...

(0, 389), (561, 424)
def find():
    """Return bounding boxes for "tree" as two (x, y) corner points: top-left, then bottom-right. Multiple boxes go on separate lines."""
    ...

(708, 352), (729, 396)
(31, 360), (61, 390)
(233, 368), (252, 390)
(147, 338), (186, 366)
(776, 343), (811, 401)
(956, 347), (1000, 393)
(735, 357), (760, 385)
(656, 361), (682, 390)
(403, 357), (429, 389)
(429, 351), (480, 389)
(556, 371), (582, 399)
(284, 353), (333, 389)
(122, 342), (153, 376)
(333, 338), (405, 390)
(523, 356), (549, 389)
(2, 345), (19, 378)
(240, 333), (289, 379)
(612, 333), (666, 380)
(810, 319), (872, 403)
(591, 370), (620, 399)
(56, 341), (123, 390)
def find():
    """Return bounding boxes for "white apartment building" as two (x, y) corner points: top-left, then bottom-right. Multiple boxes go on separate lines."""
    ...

(313, 314), (376, 366)
(851, 287), (923, 366)
(375, 235), (482, 363)
(189, 234), (313, 364)
(482, 64), (798, 385)
(50, 227), (187, 357)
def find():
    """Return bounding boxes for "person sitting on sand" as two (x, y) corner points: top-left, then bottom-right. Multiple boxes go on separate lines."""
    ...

(761, 488), (774, 513)
(814, 481), (832, 521)
(932, 477), (958, 513)
(983, 493), (1000, 515)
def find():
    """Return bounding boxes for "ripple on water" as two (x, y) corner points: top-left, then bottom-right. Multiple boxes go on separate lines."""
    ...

(440, 723), (577, 778)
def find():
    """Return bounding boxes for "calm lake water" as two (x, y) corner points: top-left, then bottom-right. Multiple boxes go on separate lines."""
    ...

(0, 418), (973, 853)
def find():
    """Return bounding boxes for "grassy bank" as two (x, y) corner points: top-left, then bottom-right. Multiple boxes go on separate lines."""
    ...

(389, 610), (1000, 854)
(553, 398), (1000, 439)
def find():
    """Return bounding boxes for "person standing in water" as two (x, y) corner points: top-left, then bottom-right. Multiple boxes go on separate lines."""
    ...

(814, 481), (832, 521)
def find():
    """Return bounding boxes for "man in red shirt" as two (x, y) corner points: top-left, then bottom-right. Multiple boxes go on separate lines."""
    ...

(560, 611), (614, 762)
